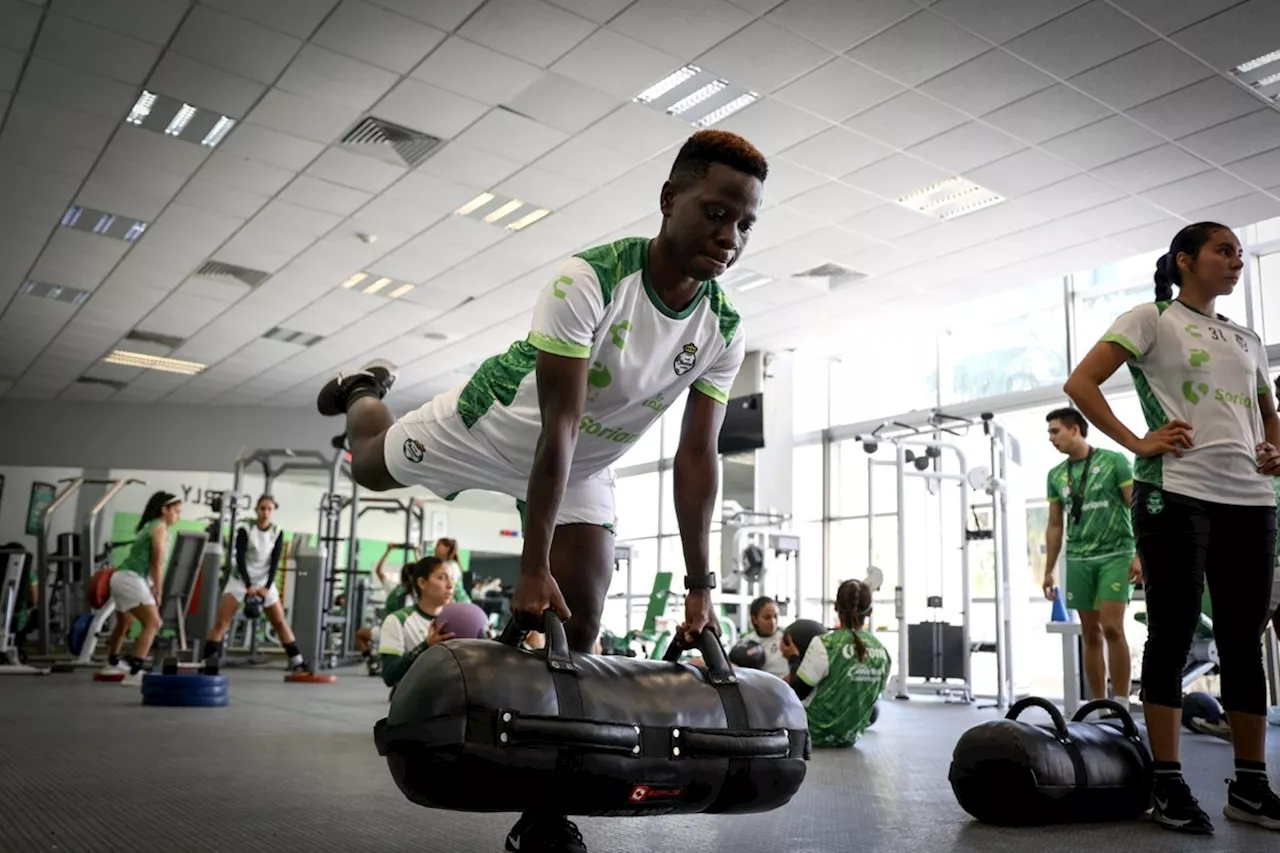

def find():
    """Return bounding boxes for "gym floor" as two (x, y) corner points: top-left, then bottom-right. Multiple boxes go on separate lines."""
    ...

(1, 669), (1276, 853)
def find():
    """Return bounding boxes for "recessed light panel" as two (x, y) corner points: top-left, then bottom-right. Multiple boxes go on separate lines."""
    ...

(896, 178), (1005, 221)
(633, 65), (757, 127)
(263, 327), (324, 346)
(61, 205), (148, 242)
(103, 350), (205, 375)
(453, 191), (551, 230)
(20, 280), (90, 305)
(123, 89), (237, 147)
(340, 272), (414, 299)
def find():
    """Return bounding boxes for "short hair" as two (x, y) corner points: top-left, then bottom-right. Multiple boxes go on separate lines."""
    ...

(668, 130), (768, 189)
(1046, 407), (1088, 438)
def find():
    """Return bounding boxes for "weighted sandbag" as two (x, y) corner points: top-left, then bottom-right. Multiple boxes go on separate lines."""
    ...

(949, 697), (1151, 826)
(728, 640), (766, 669)
(141, 672), (229, 708)
(374, 610), (809, 817)
(88, 568), (114, 610)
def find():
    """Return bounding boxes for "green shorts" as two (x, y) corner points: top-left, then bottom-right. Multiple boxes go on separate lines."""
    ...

(1065, 554), (1135, 610)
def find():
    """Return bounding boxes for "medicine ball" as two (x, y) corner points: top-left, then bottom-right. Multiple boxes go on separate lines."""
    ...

(728, 640), (766, 669)
(785, 618), (828, 660)
(1182, 691), (1227, 733)
(242, 594), (263, 620)
(437, 602), (489, 639)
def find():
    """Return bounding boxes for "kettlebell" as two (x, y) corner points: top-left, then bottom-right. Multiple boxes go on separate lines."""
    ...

(243, 593), (264, 621)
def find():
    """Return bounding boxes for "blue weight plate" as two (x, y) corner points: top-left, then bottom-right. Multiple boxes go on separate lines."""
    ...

(142, 684), (228, 699)
(142, 692), (229, 708)
(142, 672), (228, 689)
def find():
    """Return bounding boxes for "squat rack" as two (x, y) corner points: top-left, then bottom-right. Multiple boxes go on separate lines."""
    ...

(358, 497), (426, 552)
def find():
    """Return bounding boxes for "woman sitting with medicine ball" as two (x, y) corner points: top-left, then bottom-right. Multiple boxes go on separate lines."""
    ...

(377, 556), (457, 690)
(738, 596), (789, 677)
(356, 543), (419, 674)
(783, 579), (890, 747)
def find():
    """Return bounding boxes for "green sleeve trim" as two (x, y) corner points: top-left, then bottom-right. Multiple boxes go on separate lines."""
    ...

(1117, 479), (1134, 489)
(1100, 333), (1141, 358)
(528, 331), (590, 358)
(796, 669), (818, 687)
(692, 378), (728, 404)
(1047, 496), (1062, 503)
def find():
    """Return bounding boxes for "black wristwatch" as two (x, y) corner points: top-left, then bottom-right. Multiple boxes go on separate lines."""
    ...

(684, 573), (717, 591)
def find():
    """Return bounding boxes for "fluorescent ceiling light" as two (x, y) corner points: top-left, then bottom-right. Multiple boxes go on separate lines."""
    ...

(165, 103), (196, 136)
(506, 208), (551, 231)
(483, 199), (523, 223)
(635, 65), (699, 104)
(126, 90), (156, 125)
(61, 206), (83, 227)
(363, 277), (392, 294)
(341, 272), (368, 289)
(694, 93), (757, 127)
(1236, 48), (1280, 73)
(104, 350), (205, 375)
(897, 177), (1005, 221)
(92, 214), (116, 234)
(1255, 70), (1280, 88)
(387, 283), (414, 299)
(668, 80), (727, 115)
(455, 193), (495, 215)
(123, 222), (147, 242)
(20, 279), (90, 305)
(201, 116), (236, 147)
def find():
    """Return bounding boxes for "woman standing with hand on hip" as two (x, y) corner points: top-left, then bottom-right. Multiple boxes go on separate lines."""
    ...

(1064, 222), (1280, 834)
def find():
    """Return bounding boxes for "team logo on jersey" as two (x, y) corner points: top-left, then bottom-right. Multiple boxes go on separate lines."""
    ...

(1146, 490), (1164, 515)
(1188, 348), (1210, 369)
(643, 393), (668, 412)
(403, 438), (425, 464)
(673, 343), (697, 375)
(587, 361), (612, 389)
(1235, 333), (1248, 352)
(1060, 486), (1071, 500)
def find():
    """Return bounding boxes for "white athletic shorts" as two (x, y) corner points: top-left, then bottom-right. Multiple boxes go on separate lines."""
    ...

(109, 571), (155, 613)
(223, 576), (281, 609)
(383, 388), (616, 529)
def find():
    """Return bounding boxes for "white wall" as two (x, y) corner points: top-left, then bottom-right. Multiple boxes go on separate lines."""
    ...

(0, 464), (84, 551)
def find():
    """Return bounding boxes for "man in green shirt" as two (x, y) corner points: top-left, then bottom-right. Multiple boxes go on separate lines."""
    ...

(1042, 407), (1142, 710)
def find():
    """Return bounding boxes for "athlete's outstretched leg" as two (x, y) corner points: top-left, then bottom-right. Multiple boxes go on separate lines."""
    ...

(316, 358), (403, 491)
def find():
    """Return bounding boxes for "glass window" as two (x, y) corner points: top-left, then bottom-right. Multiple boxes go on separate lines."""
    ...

(792, 357), (830, 434)
(1255, 215), (1280, 244)
(829, 340), (938, 427)
(613, 471), (660, 540)
(659, 462), (722, 534)
(792, 443), (823, 522)
(831, 438), (897, 517)
(609, 535), (659, 636)
(1073, 281), (1150, 358)
(660, 391), (690, 459)
(1259, 252), (1280, 345)
(939, 278), (1067, 404)
(658, 531), (720, 583)
(795, 519), (823, 620)
(616, 418), (663, 467)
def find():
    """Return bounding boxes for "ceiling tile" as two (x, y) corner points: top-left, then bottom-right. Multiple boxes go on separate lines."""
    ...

(417, 142), (523, 188)
(312, 0), (446, 74)
(1126, 77), (1266, 140)
(104, 126), (210, 176)
(1091, 145), (1212, 194)
(34, 10), (161, 84)
(147, 52), (268, 118)
(1167, 0), (1280, 72)
(5, 94), (118, 153)
(843, 153), (952, 200)
(847, 10), (990, 88)
(1186, 192), (1280, 230)
(758, 157), (829, 205)
(29, 229), (130, 290)
(329, 217), (418, 254)
(918, 50), (1055, 118)
(0, 126), (98, 181)
(1005, 1), (1155, 78)
(0, 45), (20, 91)
(784, 181), (881, 222)
(908, 122), (1026, 174)
(0, 0), (42, 51)
(374, 78), (490, 139)
(177, 275), (251, 304)
(134, 204), (247, 264)
(841, 204), (936, 241)
(277, 45), (400, 112)
(928, 0), (1088, 44)
(579, 103), (692, 160)
(219, 226), (316, 269)
(495, 166), (594, 209)
(247, 88), (362, 144)
(285, 289), (382, 335)
(1069, 41), (1213, 112)
(1222, 147), (1280, 189)
(201, 0), (341, 39)
(174, 179), (271, 220)
(1179, 111), (1280, 167)
(1019, 173), (1124, 218)
(411, 36), (543, 105)
(780, 126), (894, 179)
(138, 292), (228, 339)
(366, 0), (487, 31)
(779, 224), (877, 259)
(1106, 0), (1243, 34)
(982, 84), (1114, 144)
(1040, 115), (1163, 170)
(278, 175), (374, 216)
(197, 151), (297, 196)
(611, 0), (753, 59)
(965, 148), (1081, 197)
(171, 4), (303, 85)
(843, 90), (967, 149)
(766, 0), (916, 53)
(502, 73), (622, 135)
(697, 18), (828, 93)
(534, 136), (638, 185)
(455, 108), (569, 163)
(725, 0), (784, 12)
(351, 193), (443, 233)
(715, 97), (831, 155)
(458, 0), (597, 67)
(550, 27), (682, 101)
(773, 57), (904, 123)
(219, 124), (326, 171)
(1141, 170), (1254, 215)
(383, 171), (487, 213)
(306, 147), (407, 192)
(252, 199), (345, 239)
(545, 0), (633, 23)
(18, 57), (137, 120)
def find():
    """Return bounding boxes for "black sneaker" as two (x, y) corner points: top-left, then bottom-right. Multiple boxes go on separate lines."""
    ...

(505, 812), (586, 853)
(1224, 779), (1280, 830)
(288, 659), (312, 675)
(1186, 715), (1232, 742)
(1151, 777), (1214, 834)
(316, 358), (398, 416)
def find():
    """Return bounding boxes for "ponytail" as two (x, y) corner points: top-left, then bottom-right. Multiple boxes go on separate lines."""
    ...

(1153, 253), (1175, 302)
(137, 491), (179, 531)
(835, 579), (874, 662)
(435, 537), (459, 562)
(1155, 221), (1230, 303)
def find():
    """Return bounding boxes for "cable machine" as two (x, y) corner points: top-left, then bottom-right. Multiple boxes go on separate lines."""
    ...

(719, 509), (801, 633)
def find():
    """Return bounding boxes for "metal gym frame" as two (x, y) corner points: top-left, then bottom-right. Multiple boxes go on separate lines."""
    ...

(358, 497), (426, 553)
(859, 411), (1024, 710)
(35, 477), (146, 658)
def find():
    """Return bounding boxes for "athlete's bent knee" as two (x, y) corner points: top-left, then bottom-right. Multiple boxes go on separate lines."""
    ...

(350, 430), (402, 492)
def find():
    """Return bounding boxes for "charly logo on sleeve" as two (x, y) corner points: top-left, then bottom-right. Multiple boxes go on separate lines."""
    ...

(673, 343), (698, 375)
(403, 438), (426, 463)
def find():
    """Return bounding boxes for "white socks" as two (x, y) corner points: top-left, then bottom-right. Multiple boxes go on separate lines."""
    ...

(1112, 695), (1130, 711)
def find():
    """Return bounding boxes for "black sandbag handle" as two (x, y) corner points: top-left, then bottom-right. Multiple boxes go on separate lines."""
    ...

(497, 608), (578, 673)
(501, 715), (640, 755)
(1071, 699), (1142, 739)
(1006, 696), (1088, 789)
(661, 627), (735, 685)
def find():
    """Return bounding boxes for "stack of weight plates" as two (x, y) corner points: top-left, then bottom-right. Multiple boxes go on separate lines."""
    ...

(141, 672), (229, 707)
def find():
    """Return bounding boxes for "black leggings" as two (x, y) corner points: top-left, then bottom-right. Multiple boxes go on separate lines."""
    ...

(1132, 483), (1277, 715)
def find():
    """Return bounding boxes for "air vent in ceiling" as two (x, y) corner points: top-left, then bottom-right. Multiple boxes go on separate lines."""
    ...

(77, 376), (127, 392)
(125, 329), (184, 350)
(263, 327), (323, 347)
(195, 260), (270, 288)
(21, 280), (90, 305)
(341, 116), (444, 168)
(794, 263), (869, 291)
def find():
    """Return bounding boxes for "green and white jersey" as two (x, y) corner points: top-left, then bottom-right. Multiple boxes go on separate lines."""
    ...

(117, 519), (164, 578)
(378, 606), (434, 657)
(1046, 448), (1135, 561)
(795, 628), (891, 748)
(1103, 300), (1272, 506)
(455, 237), (745, 480)
(739, 629), (789, 678)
